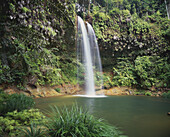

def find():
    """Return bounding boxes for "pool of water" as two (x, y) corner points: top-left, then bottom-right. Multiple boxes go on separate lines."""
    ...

(35, 96), (170, 137)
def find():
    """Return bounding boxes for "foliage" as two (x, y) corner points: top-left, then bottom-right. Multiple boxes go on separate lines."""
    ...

(18, 123), (46, 137)
(91, 0), (170, 76)
(0, 109), (46, 136)
(0, 90), (10, 103)
(162, 91), (170, 99)
(134, 91), (145, 96)
(6, 109), (47, 125)
(112, 58), (137, 87)
(135, 56), (158, 88)
(0, 92), (46, 136)
(111, 56), (169, 88)
(0, 0), (169, 90)
(0, 115), (20, 136)
(103, 73), (114, 89)
(145, 92), (152, 96)
(135, 56), (170, 88)
(59, 58), (78, 85)
(55, 88), (61, 93)
(0, 93), (35, 115)
(46, 104), (123, 137)
(98, 0), (167, 17)
(0, 0), (76, 87)
(0, 103), (125, 137)
(94, 71), (104, 87)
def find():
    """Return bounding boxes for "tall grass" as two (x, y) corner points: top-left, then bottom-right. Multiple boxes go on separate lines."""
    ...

(46, 104), (122, 137)
(18, 123), (46, 137)
(0, 93), (35, 114)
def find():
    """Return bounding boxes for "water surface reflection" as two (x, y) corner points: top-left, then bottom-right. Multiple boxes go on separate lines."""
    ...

(35, 96), (170, 137)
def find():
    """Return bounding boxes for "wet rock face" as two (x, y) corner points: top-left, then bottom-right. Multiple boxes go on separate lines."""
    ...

(24, 84), (81, 98)
(24, 85), (60, 98)
(3, 84), (81, 98)
(96, 86), (134, 95)
(86, 14), (93, 25)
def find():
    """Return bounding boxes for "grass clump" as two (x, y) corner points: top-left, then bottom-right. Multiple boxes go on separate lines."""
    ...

(0, 93), (35, 115)
(18, 123), (46, 137)
(46, 104), (122, 137)
(0, 91), (10, 103)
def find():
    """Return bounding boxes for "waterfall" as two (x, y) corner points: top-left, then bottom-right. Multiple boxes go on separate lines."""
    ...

(76, 16), (105, 97)
(86, 22), (103, 89)
(77, 16), (95, 95)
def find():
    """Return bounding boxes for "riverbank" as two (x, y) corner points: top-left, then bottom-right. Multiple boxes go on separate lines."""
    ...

(0, 84), (80, 98)
(1, 84), (169, 98)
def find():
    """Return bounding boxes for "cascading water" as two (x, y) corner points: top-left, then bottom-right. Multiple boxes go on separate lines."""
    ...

(86, 22), (103, 89)
(77, 16), (95, 95)
(76, 16), (105, 97)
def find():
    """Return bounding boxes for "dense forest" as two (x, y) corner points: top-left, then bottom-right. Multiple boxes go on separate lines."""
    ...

(0, 0), (169, 91)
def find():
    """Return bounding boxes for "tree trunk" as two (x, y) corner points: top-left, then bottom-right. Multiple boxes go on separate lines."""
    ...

(168, 0), (170, 19)
(88, 0), (91, 14)
(165, 0), (170, 19)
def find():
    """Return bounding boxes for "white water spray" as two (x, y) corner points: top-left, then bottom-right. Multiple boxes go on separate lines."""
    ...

(77, 16), (95, 95)
(76, 16), (105, 97)
(86, 22), (103, 89)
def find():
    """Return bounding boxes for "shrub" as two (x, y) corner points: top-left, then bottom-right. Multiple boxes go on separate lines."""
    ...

(0, 109), (47, 136)
(0, 116), (20, 136)
(0, 91), (10, 103)
(145, 92), (152, 96)
(111, 56), (169, 88)
(134, 92), (145, 95)
(0, 92), (10, 115)
(162, 91), (170, 99)
(18, 123), (46, 137)
(54, 88), (61, 93)
(103, 73), (114, 89)
(0, 93), (35, 114)
(46, 104), (123, 137)
(6, 109), (47, 125)
(112, 58), (137, 87)
(135, 56), (160, 88)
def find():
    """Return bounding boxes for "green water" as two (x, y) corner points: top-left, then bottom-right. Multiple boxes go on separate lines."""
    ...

(35, 96), (170, 137)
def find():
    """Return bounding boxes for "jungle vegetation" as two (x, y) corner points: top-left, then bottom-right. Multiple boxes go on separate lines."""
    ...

(0, 0), (169, 90)
(0, 91), (124, 136)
